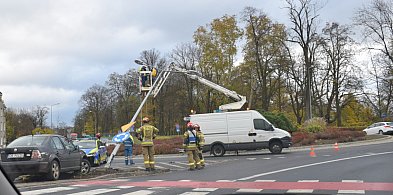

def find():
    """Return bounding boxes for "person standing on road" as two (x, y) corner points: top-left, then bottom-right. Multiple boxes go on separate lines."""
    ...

(123, 132), (135, 165)
(136, 117), (159, 171)
(194, 123), (205, 167)
(183, 122), (202, 171)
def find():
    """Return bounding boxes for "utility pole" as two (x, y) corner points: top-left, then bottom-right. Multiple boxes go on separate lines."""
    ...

(50, 103), (60, 130)
(0, 92), (7, 148)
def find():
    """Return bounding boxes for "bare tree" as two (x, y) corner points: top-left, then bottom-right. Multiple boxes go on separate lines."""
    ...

(285, 0), (322, 120)
(32, 105), (49, 128)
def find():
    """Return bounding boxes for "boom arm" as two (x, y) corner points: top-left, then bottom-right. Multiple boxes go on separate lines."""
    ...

(153, 64), (247, 111)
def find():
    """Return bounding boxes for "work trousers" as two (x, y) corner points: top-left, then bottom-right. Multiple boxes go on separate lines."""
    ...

(198, 147), (205, 166)
(187, 149), (201, 169)
(124, 146), (133, 165)
(142, 145), (155, 168)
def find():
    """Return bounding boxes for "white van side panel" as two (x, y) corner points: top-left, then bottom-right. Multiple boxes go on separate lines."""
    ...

(226, 112), (254, 143)
(190, 113), (229, 144)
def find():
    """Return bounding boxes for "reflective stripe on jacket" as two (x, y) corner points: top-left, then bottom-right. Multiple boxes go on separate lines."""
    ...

(197, 131), (205, 147)
(183, 130), (198, 149)
(123, 135), (134, 147)
(136, 124), (159, 146)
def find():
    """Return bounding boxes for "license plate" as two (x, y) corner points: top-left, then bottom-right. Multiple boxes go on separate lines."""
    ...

(7, 153), (24, 159)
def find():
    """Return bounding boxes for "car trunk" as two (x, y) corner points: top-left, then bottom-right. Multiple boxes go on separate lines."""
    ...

(0, 147), (38, 162)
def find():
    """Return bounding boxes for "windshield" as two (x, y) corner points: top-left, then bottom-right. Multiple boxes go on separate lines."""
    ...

(76, 141), (96, 149)
(7, 136), (47, 147)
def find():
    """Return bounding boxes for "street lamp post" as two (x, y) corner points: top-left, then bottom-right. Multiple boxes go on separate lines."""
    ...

(50, 103), (60, 129)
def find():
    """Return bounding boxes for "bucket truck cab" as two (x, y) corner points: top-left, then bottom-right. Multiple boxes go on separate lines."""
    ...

(190, 110), (292, 156)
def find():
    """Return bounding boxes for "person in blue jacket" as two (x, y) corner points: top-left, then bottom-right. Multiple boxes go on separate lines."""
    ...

(123, 133), (135, 165)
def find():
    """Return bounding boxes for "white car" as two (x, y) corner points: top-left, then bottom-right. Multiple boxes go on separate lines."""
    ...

(363, 122), (393, 135)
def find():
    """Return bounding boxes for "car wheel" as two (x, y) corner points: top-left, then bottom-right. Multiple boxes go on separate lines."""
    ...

(80, 159), (91, 175)
(211, 144), (225, 157)
(47, 160), (60, 181)
(269, 141), (283, 154)
(379, 130), (384, 135)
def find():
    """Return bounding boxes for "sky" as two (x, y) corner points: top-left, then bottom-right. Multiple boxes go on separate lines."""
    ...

(0, 0), (373, 126)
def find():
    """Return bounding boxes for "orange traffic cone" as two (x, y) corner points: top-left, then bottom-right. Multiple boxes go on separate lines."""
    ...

(309, 146), (316, 157)
(334, 142), (340, 151)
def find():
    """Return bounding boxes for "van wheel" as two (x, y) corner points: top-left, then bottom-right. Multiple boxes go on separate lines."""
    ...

(269, 141), (283, 154)
(379, 130), (384, 135)
(211, 144), (225, 157)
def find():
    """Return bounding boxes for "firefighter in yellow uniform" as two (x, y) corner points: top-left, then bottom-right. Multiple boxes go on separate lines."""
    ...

(194, 124), (205, 167)
(183, 122), (202, 171)
(136, 117), (159, 171)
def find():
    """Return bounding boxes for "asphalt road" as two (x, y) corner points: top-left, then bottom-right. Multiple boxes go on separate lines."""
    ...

(17, 137), (393, 195)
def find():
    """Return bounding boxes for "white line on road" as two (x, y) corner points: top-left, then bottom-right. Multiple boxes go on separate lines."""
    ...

(287, 189), (314, 193)
(237, 189), (263, 193)
(68, 188), (119, 195)
(337, 190), (365, 194)
(192, 188), (218, 192)
(262, 157), (271, 160)
(122, 190), (155, 195)
(159, 162), (186, 169)
(237, 151), (393, 181)
(21, 187), (75, 195)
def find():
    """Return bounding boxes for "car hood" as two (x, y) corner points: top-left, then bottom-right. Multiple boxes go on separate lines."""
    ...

(81, 148), (97, 154)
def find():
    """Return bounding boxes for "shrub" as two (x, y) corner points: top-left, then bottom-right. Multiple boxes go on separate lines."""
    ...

(260, 111), (296, 132)
(303, 117), (327, 133)
(32, 128), (54, 135)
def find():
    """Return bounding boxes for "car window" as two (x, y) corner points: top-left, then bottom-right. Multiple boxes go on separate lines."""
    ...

(60, 137), (76, 151)
(254, 119), (271, 130)
(388, 122), (393, 126)
(49, 139), (57, 150)
(7, 136), (47, 147)
(52, 137), (65, 150)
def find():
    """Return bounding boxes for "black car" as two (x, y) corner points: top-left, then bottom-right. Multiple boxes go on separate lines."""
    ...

(0, 134), (91, 181)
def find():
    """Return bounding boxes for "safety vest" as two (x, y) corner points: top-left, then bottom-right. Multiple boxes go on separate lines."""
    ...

(152, 68), (157, 77)
(136, 124), (159, 146)
(123, 135), (134, 147)
(196, 131), (205, 147)
(183, 130), (198, 149)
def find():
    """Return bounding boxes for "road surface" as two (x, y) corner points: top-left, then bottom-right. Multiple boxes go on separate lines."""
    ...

(17, 137), (393, 194)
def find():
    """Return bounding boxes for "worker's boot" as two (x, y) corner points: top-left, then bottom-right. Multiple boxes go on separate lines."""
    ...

(125, 160), (128, 166)
(129, 160), (134, 165)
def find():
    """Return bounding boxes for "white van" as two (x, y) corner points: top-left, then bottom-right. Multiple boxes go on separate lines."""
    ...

(190, 110), (292, 156)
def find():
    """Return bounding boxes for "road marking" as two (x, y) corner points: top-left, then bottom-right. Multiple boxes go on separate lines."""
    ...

(255, 180), (276, 182)
(323, 154), (331, 157)
(70, 184), (88, 187)
(122, 190), (155, 195)
(179, 192), (210, 195)
(287, 189), (314, 193)
(246, 158), (256, 160)
(148, 180), (164, 182)
(21, 187), (75, 195)
(238, 151), (393, 180)
(237, 189), (263, 192)
(148, 186), (169, 190)
(192, 188), (218, 191)
(298, 180), (319, 182)
(277, 157), (286, 159)
(337, 190), (365, 194)
(179, 180), (192, 182)
(68, 188), (119, 195)
(159, 162), (186, 169)
(154, 165), (166, 169)
(342, 180), (363, 183)
(110, 179), (129, 182)
(262, 157), (271, 160)
(176, 162), (190, 166)
(117, 186), (135, 189)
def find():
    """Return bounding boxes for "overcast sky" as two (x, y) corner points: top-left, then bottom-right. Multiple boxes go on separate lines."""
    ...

(0, 0), (372, 126)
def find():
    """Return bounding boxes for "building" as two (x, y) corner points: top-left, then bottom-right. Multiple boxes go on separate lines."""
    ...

(0, 92), (6, 148)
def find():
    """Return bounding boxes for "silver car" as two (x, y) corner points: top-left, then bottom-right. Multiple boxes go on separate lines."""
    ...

(363, 122), (393, 135)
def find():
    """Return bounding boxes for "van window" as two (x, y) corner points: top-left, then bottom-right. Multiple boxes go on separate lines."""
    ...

(253, 119), (271, 131)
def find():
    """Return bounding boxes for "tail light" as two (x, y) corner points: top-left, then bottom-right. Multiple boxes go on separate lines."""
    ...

(32, 150), (42, 159)
(384, 125), (391, 128)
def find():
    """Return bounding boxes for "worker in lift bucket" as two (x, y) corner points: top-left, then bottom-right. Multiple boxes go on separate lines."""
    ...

(139, 65), (148, 87)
